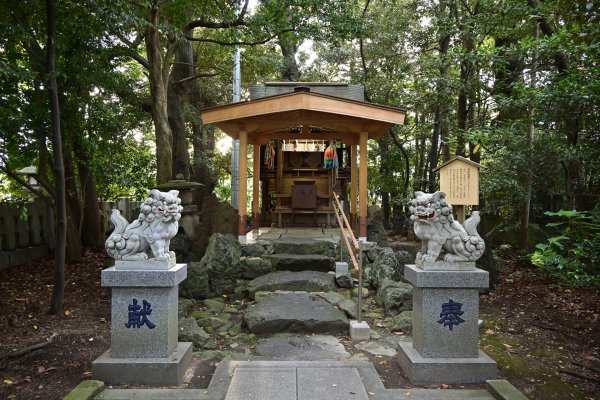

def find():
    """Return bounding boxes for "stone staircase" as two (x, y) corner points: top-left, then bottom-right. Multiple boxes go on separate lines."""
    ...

(258, 235), (338, 272)
(239, 229), (358, 336)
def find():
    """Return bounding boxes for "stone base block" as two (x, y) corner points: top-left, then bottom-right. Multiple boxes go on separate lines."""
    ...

(115, 258), (176, 271)
(349, 320), (370, 341)
(416, 260), (476, 271)
(398, 342), (496, 385)
(92, 342), (193, 385)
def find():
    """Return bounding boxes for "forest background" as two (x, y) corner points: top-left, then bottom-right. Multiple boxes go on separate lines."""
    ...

(1, 0), (599, 306)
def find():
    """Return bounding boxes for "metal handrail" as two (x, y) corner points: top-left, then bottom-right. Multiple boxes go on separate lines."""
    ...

(331, 191), (363, 322)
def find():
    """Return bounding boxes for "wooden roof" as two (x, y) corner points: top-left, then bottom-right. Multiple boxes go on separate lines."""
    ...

(200, 91), (406, 145)
(433, 156), (483, 171)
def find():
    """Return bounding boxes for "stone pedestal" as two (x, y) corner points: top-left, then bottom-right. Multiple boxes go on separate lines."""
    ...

(92, 262), (193, 385)
(397, 264), (496, 384)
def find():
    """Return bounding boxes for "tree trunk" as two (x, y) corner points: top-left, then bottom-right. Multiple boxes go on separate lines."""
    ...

(77, 160), (103, 247)
(62, 147), (84, 261)
(46, 0), (66, 315)
(378, 136), (391, 228)
(145, 3), (173, 184)
(168, 37), (194, 180)
(429, 31), (451, 192)
(278, 9), (300, 81)
(456, 39), (473, 157)
(188, 45), (217, 191)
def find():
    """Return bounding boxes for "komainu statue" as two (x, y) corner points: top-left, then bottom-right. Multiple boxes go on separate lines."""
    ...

(409, 191), (485, 264)
(106, 189), (182, 261)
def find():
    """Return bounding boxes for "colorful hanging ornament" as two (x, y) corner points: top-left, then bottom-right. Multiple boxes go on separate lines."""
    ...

(323, 142), (338, 170)
(264, 141), (276, 169)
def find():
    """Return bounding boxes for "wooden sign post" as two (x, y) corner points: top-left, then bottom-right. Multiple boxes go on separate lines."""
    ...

(434, 156), (481, 224)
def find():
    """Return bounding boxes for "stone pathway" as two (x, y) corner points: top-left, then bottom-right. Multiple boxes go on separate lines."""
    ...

(95, 360), (499, 400)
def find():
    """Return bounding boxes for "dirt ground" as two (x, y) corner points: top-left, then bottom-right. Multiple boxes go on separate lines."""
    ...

(0, 250), (599, 400)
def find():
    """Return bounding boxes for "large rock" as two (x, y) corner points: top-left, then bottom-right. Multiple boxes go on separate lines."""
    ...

(375, 279), (413, 315)
(394, 250), (413, 268)
(180, 261), (210, 299)
(269, 238), (336, 257)
(247, 270), (337, 299)
(367, 205), (388, 246)
(170, 231), (193, 262)
(368, 247), (402, 289)
(336, 298), (358, 319)
(355, 341), (397, 357)
(241, 257), (273, 279)
(264, 253), (334, 272)
(244, 292), (349, 334)
(255, 334), (350, 360)
(181, 234), (243, 297)
(390, 310), (413, 334)
(335, 261), (353, 288)
(178, 317), (215, 349)
(206, 233), (243, 295)
(193, 193), (237, 259)
(243, 241), (273, 257)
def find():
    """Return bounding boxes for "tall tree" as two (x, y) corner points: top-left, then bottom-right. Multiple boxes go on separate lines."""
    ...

(46, 0), (66, 314)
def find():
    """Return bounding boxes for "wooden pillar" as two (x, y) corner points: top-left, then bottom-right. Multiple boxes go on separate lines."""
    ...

(276, 141), (283, 193)
(252, 143), (260, 230)
(238, 130), (248, 242)
(359, 132), (368, 240)
(350, 144), (358, 229)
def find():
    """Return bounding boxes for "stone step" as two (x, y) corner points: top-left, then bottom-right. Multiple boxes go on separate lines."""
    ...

(243, 292), (348, 334)
(263, 253), (335, 272)
(269, 237), (337, 257)
(247, 271), (337, 298)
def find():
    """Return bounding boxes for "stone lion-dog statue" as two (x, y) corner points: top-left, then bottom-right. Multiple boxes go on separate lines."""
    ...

(409, 191), (485, 264)
(106, 189), (182, 261)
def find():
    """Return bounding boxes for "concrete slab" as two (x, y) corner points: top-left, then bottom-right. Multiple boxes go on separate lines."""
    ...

(255, 334), (350, 360)
(94, 359), (513, 400)
(96, 389), (214, 399)
(486, 380), (529, 400)
(297, 367), (369, 400)
(92, 342), (193, 386)
(225, 368), (296, 400)
(398, 342), (497, 385)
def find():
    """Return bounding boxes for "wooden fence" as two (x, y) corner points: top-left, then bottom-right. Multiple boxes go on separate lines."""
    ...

(0, 197), (141, 270)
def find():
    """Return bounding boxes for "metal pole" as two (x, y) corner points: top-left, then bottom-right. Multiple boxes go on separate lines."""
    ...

(339, 200), (344, 261)
(357, 240), (363, 323)
(231, 47), (241, 209)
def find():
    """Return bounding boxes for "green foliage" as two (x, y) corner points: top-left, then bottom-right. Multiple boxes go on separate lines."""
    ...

(532, 210), (600, 286)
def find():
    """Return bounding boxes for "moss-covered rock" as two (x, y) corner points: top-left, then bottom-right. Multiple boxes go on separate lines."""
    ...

(390, 310), (413, 333)
(375, 279), (413, 315)
(180, 261), (211, 299)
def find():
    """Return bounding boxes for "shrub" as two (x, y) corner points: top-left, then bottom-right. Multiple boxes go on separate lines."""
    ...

(531, 210), (600, 286)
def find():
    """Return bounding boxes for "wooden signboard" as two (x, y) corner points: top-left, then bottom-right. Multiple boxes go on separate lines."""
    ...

(436, 156), (481, 206)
